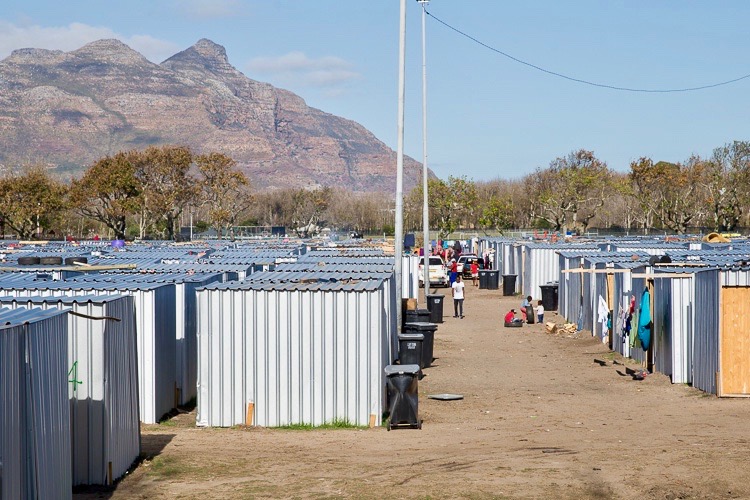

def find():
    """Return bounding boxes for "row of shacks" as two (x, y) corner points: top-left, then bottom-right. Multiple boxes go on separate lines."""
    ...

(480, 236), (750, 397)
(0, 239), (416, 499)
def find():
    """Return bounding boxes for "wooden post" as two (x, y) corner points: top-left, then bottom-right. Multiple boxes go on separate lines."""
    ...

(107, 461), (113, 485)
(245, 402), (255, 426)
(369, 414), (377, 428)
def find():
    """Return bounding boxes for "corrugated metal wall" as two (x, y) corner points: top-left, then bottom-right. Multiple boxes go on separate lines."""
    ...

(653, 276), (694, 384)
(692, 270), (720, 394)
(0, 283), (176, 424)
(0, 295), (141, 485)
(0, 307), (72, 500)
(196, 282), (389, 428)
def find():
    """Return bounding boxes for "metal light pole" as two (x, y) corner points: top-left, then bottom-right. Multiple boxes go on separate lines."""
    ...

(418, 0), (430, 306)
(394, 0), (407, 333)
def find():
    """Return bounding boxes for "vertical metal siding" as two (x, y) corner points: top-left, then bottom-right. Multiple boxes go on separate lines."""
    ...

(0, 308), (72, 500)
(196, 284), (388, 428)
(692, 270), (720, 394)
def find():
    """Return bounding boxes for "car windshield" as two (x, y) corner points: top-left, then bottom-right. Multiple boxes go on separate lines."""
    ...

(420, 257), (444, 266)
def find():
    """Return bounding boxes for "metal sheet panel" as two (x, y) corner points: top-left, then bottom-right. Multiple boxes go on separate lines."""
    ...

(196, 283), (389, 428)
(0, 307), (72, 500)
(0, 282), (176, 424)
(692, 270), (720, 394)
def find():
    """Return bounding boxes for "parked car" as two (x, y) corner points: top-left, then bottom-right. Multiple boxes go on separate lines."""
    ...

(457, 255), (484, 278)
(418, 255), (449, 287)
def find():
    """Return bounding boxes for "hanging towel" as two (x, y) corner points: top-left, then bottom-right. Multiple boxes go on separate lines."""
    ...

(630, 309), (639, 348)
(637, 288), (652, 350)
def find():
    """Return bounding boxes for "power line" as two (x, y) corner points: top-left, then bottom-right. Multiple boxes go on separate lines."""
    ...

(425, 10), (750, 93)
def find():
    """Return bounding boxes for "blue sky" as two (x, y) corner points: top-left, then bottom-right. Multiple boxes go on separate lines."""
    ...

(1, 1), (749, 182)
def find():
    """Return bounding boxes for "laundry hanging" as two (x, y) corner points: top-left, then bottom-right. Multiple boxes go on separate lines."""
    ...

(637, 288), (652, 350)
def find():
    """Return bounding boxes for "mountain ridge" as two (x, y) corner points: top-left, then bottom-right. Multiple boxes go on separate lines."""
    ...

(0, 38), (425, 192)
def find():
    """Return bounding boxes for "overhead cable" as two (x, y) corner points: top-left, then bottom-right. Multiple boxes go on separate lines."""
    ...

(425, 10), (750, 93)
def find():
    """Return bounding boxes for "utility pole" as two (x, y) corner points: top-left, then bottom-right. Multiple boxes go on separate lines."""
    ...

(395, 0), (407, 333)
(418, 0), (430, 306)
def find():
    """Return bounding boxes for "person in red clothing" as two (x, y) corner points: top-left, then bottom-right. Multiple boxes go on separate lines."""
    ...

(504, 309), (522, 325)
(470, 261), (479, 286)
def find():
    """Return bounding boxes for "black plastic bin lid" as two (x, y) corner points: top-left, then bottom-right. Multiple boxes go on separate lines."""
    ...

(398, 333), (425, 340)
(385, 364), (421, 376)
(404, 321), (438, 332)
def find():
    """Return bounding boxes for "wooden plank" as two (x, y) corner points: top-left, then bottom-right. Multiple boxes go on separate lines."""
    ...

(720, 287), (750, 396)
(631, 273), (694, 279)
(245, 402), (255, 426)
(562, 268), (633, 274)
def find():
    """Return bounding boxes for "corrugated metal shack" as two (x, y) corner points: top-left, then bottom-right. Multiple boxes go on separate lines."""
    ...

(196, 279), (390, 428)
(0, 295), (140, 486)
(0, 306), (72, 500)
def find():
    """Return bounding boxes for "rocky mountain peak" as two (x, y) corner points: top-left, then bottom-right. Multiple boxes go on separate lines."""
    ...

(161, 38), (232, 72)
(71, 39), (151, 66)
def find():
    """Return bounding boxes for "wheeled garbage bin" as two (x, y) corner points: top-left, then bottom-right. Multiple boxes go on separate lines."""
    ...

(478, 270), (490, 289)
(540, 282), (559, 312)
(425, 294), (444, 323)
(485, 270), (500, 290)
(404, 308), (430, 328)
(385, 364), (421, 430)
(398, 332), (424, 368)
(404, 322), (438, 368)
(502, 274), (517, 296)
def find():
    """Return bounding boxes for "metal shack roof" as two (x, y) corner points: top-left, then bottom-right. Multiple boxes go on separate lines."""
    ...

(0, 293), (125, 305)
(0, 305), (69, 326)
(201, 278), (384, 292)
(245, 270), (392, 282)
(277, 262), (394, 273)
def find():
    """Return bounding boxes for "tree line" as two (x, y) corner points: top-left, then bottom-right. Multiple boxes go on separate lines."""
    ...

(1, 141), (749, 240)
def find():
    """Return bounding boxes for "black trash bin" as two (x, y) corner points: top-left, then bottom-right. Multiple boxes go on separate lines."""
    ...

(384, 364), (421, 430)
(502, 274), (517, 296)
(478, 270), (490, 289)
(539, 282), (559, 312)
(425, 295), (444, 323)
(404, 308), (430, 327)
(404, 322), (438, 368)
(398, 332), (424, 368)
(485, 270), (500, 290)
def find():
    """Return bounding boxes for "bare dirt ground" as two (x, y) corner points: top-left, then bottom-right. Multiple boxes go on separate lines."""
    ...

(76, 286), (750, 499)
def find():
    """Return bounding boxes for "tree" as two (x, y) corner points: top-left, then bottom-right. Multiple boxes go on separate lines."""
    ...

(528, 150), (613, 235)
(629, 156), (706, 234)
(195, 152), (252, 239)
(290, 187), (332, 238)
(409, 176), (477, 238)
(478, 196), (514, 234)
(0, 166), (67, 239)
(69, 153), (141, 239)
(132, 145), (198, 240)
(703, 141), (750, 231)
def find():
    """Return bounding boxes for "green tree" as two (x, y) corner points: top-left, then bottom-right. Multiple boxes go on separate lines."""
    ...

(195, 152), (252, 239)
(132, 145), (198, 240)
(69, 153), (141, 239)
(528, 149), (613, 234)
(629, 156), (706, 234)
(0, 166), (67, 239)
(703, 141), (750, 231)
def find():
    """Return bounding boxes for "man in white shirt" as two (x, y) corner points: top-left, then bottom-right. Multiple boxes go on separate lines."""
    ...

(452, 274), (465, 319)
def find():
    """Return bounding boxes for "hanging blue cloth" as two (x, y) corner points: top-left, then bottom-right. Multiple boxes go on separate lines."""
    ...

(637, 288), (652, 350)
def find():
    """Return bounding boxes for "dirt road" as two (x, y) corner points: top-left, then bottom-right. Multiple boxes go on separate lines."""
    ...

(77, 286), (750, 499)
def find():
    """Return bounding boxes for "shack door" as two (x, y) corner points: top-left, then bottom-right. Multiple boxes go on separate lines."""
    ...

(719, 286), (750, 396)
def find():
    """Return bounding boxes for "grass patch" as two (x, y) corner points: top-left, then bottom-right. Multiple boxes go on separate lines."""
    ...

(275, 419), (367, 430)
(148, 456), (191, 479)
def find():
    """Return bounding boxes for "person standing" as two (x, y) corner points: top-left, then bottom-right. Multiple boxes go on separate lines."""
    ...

(449, 258), (458, 286)
(470, 260), (479, 287)
(536, 300), (545, 324)
(452, 274), (465, 318)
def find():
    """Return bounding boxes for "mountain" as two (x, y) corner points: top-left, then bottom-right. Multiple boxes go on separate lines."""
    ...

(0, 39), (425, 192)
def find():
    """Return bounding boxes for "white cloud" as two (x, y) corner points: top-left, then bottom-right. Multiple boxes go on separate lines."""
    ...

(0, 21), (180, 63)
(247, 51), (361, 90)
(175, 0), (244, 19)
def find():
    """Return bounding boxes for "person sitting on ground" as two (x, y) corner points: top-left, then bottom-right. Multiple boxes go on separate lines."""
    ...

(504, 309), (523, 325)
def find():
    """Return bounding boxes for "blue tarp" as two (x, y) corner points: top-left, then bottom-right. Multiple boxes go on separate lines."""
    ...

(638, 288), (652, 350)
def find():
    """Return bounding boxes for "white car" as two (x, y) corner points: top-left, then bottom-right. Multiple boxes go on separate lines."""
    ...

(418, 256), (449, 287)
(456, 254), (479, 275)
